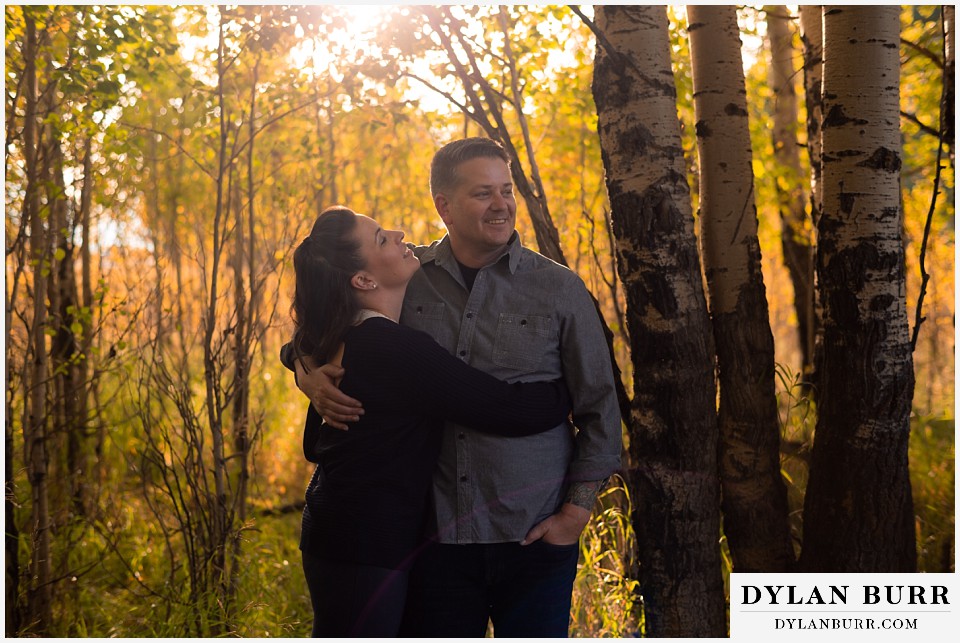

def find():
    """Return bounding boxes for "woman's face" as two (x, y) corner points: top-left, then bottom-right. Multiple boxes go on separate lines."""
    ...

(352, 214), (420, 289)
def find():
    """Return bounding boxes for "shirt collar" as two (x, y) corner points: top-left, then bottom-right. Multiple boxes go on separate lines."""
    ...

(420, 231), (524, 275)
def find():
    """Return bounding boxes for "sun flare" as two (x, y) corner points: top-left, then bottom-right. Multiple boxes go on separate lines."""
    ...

(289, 4), (395, 79)
(339, 3), (392, 36)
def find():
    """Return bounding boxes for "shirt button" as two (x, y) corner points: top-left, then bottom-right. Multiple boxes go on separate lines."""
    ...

(466, 312), (474, 318)
(458, 433), (465, 440)
(459, 350), (466, 356)
(459, 475), (468, 482)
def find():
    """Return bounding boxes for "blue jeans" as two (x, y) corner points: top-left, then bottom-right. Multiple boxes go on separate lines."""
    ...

(301, 551), (409, 637)
(399, 540), (580, 637)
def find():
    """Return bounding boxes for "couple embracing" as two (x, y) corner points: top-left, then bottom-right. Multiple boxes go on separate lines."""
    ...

(283, 137), (622, 637)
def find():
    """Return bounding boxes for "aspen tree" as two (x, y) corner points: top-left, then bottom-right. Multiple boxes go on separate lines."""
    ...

(799, 6), (825, 391)
(766, 6), (817, 382)
(688, 4), (793, 573)
(23, 12), (53, 631)
(800, 5), (916, 572)
(944, 5), (954, 165)
(592, 5), (724, 636)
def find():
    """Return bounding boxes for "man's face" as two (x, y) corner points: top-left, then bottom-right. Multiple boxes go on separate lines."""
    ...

(435, 156), (517, 261)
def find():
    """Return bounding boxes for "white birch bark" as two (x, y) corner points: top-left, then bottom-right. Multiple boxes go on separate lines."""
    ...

(593, 5), (725, 636)
(801, 5), (916, 572)
(688, 4), (793, 574)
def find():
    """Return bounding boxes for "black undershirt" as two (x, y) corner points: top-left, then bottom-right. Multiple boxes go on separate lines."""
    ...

(457, 260), (480, 291)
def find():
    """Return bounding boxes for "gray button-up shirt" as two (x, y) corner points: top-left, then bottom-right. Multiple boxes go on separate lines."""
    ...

(401, 232), (622, 544)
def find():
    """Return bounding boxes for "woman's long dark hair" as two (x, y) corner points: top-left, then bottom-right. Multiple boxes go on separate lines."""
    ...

(291, 206), (364, 367)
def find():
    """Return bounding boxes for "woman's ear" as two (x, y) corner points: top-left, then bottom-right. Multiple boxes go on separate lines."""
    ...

(350, 272), (377, 291)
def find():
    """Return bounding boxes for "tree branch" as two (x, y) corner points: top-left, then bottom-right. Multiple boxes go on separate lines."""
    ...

(901, 36), (944, 68)
(900, 109), (941, 139)
(117, 121), (216, 180)
(910, 15), (949, 351)
(398, 71), (472, 118)
(568, 5), (677, 95)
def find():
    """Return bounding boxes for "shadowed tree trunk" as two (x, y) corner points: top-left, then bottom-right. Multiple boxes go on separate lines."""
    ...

(799, 5), (916, 573)
(23, 13), (54, 632)
(799, 6), (824, 226)
(687, 4), (794, 573)
(766, 5), (817, 384)
(47, 137), (88, 518)
(799, 5), (825, 388)
(4, 361), (20, 635)
(77, 137), (95, 507)
(228, 52), (260, 601)
(5, 13), (32, 628)
(592, 5), (725, 637)
(943, 5), (955, 167)
(203, 12), (230, 628)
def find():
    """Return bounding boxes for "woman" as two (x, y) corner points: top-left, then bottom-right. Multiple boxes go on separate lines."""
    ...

(290, 206), (571, 637)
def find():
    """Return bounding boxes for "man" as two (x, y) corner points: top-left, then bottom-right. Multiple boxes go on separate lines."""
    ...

(294, 137), (622, 637)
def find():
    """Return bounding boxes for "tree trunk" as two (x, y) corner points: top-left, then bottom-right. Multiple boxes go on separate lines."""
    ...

(204, 10), (229, 626)
(766, 6), (818, 384)
(799, 7), (824, 228)
(943, 5), (954, 167)
(23, 14), (53, 632)
(77, 136), (95, 504)
(799, 5), (916, 572)
(687, 4), (794, 574)
(165, 136), (189, 363)
(228, 55), (258, 600)
(592, 5), (725, 637)
(4, 397), (19, 635)
(798, 6), (825, 393)
(5, 300), (22, 635)
(48, 138), (87, 517)
(5, 12), (31, 629)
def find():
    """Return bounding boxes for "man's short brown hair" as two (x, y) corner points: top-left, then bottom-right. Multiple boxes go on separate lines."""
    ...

(430, 137), (511, 197)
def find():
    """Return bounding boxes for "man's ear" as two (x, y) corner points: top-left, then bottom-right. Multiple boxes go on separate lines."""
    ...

(435, 193), (452, 226)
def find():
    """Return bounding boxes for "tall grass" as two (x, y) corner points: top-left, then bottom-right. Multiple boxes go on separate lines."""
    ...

(909, 411), (956, 572)
(228, 513), (314, 637)
(11, 362), (951, 636)
(570, 475), (643, 637)
(775, 363), (817, 558)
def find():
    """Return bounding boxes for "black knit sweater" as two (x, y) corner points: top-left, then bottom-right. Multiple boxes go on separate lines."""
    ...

(297, 317), (571, 570)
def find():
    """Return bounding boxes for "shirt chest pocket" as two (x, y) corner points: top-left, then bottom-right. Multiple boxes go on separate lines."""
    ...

(493, 313), (555, 371)
(404, 301), (447, 341)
